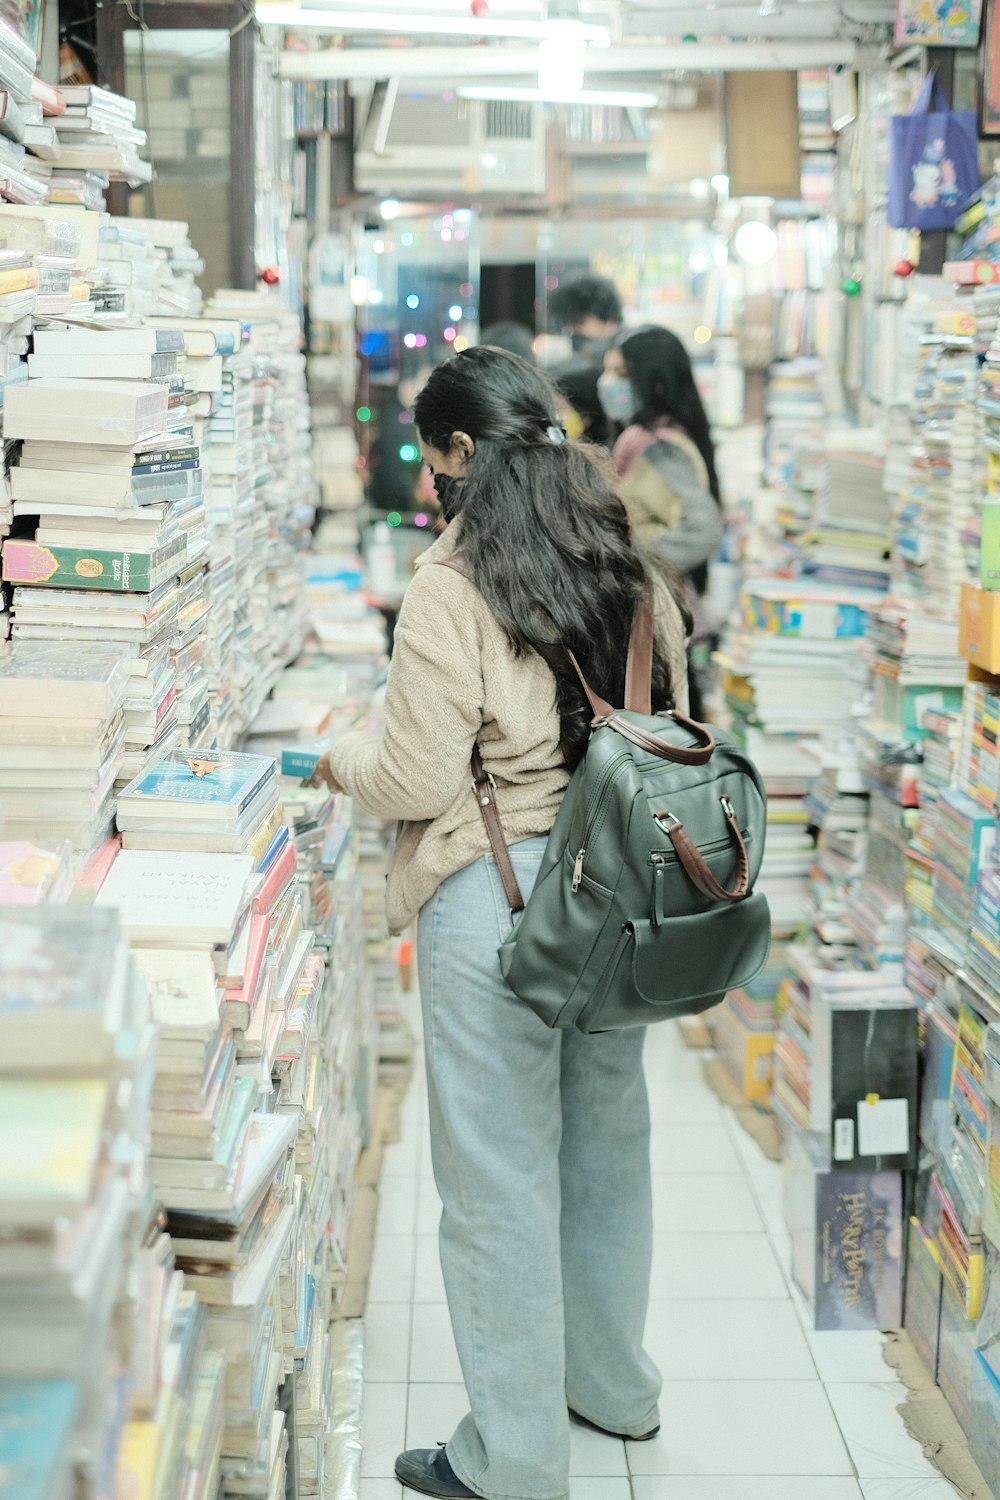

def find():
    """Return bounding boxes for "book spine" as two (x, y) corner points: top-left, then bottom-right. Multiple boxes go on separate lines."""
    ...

(131, 458), (200, 478)
(2, 540), (157, 591)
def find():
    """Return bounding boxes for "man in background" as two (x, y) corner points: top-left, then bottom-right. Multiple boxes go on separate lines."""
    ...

(548, 273), (623, 448)
(548, 273), (622, 358)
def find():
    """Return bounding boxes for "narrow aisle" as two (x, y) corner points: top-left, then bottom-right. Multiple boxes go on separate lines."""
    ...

(360, 1009), (956, 1500)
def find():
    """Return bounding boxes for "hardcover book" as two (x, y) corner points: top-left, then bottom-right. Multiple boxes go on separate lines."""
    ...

(2, 536), (186, 593)
(0, 639), (127, 717)
(118, 748), (275, 825)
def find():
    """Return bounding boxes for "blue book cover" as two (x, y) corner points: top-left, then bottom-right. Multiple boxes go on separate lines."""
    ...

(281, 742), (326, 780)
(815, 1168), (903, 1331)
(258, 824), (290, 875)
(120, 749), (275, 818)
(0, 1380), (79, 1500)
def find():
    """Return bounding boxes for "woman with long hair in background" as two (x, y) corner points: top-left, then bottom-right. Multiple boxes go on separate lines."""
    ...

(599, 325), (724, 719)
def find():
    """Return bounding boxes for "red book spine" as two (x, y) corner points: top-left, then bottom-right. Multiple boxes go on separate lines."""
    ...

(253, 841), (296, 916)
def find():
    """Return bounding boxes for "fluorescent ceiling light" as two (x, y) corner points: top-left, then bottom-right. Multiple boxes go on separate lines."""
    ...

(459, 84), (658, 105)
(256, 3), (610, 41)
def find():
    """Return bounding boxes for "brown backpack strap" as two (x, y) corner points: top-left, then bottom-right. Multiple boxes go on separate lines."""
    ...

(471, 747), (525, 914)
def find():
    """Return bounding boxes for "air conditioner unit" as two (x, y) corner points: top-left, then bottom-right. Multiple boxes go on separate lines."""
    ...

(355, 90), (547, 196)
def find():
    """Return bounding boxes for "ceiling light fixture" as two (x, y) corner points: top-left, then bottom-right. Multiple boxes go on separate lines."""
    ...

(459, 84), (658, 105)
(255, 1), (609, 42)
(537, 22), (587, 96)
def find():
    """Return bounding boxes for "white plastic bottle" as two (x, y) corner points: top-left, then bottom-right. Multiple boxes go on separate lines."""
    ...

(367, 521), (397, 595)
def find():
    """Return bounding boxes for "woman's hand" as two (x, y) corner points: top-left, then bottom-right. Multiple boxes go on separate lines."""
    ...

(309, 751), (339, 791)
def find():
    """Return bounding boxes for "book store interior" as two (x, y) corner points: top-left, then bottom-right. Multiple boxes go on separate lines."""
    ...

(18, 0), (1000, 1499)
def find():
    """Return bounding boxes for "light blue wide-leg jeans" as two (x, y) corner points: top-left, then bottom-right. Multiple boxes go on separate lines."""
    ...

(417, 838), (660, 1500)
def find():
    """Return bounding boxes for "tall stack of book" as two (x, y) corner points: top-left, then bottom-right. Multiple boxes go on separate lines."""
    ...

(0, 907), (163, 1498)
(95, 761), (301, 1500)
(763, 359), (825, 491)
(801, 443), (891, 592)
(0, 373), (195, 785)
(718, 578), (880, 937)
(0, 641), (127, 865)
(893, 330), (982, 616)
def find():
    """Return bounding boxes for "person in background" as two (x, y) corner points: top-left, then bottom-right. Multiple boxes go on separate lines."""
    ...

(600, 324), (724, 719)
(310, 345), (691, 1500)
(551, 355), (612, 448)
(547, 275), (623, 448)
(548, 272), (622, 358)
(480, 320), (536, 364)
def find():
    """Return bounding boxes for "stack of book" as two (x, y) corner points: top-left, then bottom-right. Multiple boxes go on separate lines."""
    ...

(896, 341), (983, 616)
(0, 907), (156, 1497)
(93, 814), (300, 1497)
(128, 218), (205, 318)
(0, 374), (197, 783)
(930, 787), (996, 955)
(804, 757), (869, 950)
(842, 793), (911, 965)
(763, 359), (825, 490)
(957, 677), (1000, 813)
(801, 443), (891, 592)
(0, 640), (127, 863)
(114, 748), (280, 861)
(715, 951), (792, 1106)
(50, 85), (152, 202)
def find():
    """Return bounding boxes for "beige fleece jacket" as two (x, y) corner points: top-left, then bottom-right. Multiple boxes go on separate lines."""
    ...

(330, 522), (689, 933)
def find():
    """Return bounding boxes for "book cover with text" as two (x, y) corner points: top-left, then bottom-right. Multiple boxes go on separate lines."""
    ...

(119, 748), (275, 819)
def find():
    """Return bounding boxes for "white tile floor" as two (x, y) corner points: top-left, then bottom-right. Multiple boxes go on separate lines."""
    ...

(360, 1009), (960, 1500)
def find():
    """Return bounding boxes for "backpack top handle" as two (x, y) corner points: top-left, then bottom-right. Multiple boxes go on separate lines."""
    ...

(565, 598), (716, 768)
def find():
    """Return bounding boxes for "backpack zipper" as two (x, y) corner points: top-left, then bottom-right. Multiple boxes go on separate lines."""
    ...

(571, 751), (631, 893)
(649, 829), (750, 867)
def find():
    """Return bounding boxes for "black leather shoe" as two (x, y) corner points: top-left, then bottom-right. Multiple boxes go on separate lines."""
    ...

(395, 1446), (477, 1498)
(569, 1408), (660, 1442)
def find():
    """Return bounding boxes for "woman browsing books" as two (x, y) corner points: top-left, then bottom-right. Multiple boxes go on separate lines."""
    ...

(310, 345), (689, 1500)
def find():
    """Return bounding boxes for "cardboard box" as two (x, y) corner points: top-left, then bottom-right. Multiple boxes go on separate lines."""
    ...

(811, 996), (920, 1173)
(960, 581), (1000, 672)
(784, 1129), (903, 1330)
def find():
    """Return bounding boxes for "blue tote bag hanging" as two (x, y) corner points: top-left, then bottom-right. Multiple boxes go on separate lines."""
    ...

(888, 68), (979, 231)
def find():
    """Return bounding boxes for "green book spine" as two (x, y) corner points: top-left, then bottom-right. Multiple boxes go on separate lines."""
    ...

(2, 540), (161, 592)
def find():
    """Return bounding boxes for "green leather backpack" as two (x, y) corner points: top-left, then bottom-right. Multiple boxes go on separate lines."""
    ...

(463, 580), (772, 1034)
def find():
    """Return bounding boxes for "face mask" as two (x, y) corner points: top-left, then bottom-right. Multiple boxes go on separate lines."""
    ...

(597, 372), (639, 425)
(433, 472), (464, 524)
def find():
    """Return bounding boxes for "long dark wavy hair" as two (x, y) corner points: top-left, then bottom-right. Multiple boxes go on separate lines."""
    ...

(616, 325), (721, 506)
(413, 345), (689, 767)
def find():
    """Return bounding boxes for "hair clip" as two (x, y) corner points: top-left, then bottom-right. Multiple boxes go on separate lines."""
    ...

(546, 424), (567, 445)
